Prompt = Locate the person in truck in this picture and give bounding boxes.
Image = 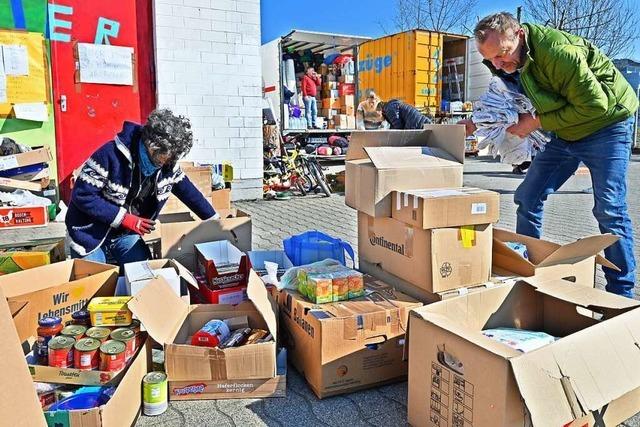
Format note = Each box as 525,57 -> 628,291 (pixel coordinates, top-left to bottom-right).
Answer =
301,66 -> 322,129
66,109 -> 219,265
459,12 -> 638,297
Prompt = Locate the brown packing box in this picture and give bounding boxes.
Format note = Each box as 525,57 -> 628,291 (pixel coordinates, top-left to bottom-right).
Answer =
320,108 -> 339,118
333,114 -> 348,127
128,270 -> 280,398
0,259 -> 119,341
358,212 -> 492,293
391,187 -> 500,229
341,105 -> 355,116
277,275 -> 422,399
161,162 -> 227,214
322,98 -> 341,109
0,280 -> 151,427
406,278 -> 640,427
340,94 -> 355,107
0,147 -> 52,172
345,127 -> 465,218
493,228 -> 619,287
211,188 -> 231,210
322,82 -> 338,91
148,208 -> 252,271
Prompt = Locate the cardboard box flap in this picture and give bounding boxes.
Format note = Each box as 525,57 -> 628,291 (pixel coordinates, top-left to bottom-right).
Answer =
346,129 -> 430,161
527,278 -> 640,311
510,307 -> 640,426
537,234 -> 620,269
0,287 -> 46,426
246,270 -> 278,339
128,277 -> 190,345
492,237 -> 537,268
363,146 -> 460,170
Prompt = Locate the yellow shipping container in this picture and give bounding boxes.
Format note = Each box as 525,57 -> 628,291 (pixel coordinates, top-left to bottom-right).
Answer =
357,30 -> 468,115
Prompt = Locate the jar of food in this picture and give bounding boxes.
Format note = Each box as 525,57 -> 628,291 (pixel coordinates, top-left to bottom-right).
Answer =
70,310 -> 92,327
36,316 -> 63,365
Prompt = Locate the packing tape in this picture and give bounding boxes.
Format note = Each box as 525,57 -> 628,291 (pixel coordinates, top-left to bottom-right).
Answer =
396,193 -> 402,211
459,225 -> 476,248
403,192 -> 409,208
412,194 -> 419,209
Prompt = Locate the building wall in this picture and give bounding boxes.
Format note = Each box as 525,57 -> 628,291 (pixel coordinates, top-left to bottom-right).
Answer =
153,0 -> 263,200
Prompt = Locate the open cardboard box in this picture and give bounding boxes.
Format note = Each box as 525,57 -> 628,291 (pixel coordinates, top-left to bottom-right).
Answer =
0,146 -> 52,172
0,238 -> 65,275
345,126 -> 465,218
0,280 -> 150,427
493,228 -> 619,287
128,270 -> 281,399
406,277 -> 640,427
119,259 -> 195,303
277,274 -> 422,398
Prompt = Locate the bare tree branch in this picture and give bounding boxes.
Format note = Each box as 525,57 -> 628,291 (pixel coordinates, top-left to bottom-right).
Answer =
389,0 -> 478,34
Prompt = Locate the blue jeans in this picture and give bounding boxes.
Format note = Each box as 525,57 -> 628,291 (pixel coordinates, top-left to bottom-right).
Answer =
514,117 -> 636,297
70,233 -> 151,268
303,96 -> 317,128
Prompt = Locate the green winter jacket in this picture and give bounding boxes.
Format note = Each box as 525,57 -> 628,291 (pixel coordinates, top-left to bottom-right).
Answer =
483,23 -> 638,141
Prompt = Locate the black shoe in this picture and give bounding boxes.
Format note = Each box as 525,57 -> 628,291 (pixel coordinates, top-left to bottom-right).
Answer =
512,165 -> 526,175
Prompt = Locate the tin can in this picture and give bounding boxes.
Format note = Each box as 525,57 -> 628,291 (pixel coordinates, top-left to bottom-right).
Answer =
70,310 -> 92,327
74,337 -> 101,370
99,340 -> 127,371
48,336 -> 75,368
61,324 -> 87,340
110,328 -> 137,361
142,372 -> 168,416
128,319 -> 142,348
86,327 -> 111,343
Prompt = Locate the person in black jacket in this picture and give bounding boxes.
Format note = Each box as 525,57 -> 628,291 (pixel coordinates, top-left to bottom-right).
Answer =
378,99 -> 432,129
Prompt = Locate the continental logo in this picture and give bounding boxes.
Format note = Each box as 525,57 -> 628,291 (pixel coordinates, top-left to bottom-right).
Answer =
369,234 -> 406,256
173,383 -> 206,396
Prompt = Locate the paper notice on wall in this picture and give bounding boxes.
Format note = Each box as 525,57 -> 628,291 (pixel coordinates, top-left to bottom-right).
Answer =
2,44 -> 29,76
0,73 -> 6,104
77,43 -> 134,86
13,102 -> 48,122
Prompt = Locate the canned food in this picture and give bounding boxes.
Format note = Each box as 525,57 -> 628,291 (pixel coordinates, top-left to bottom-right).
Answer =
74,338 -> 101,370
100,340 -> 127,371
143,372 -> 168,416
86,327 -> 111,343
48,336 -> 75,368
61,324 -> 87,340
110,328 -> 136,361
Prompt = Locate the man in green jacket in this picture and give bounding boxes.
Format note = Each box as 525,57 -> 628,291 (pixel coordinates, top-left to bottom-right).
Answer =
461,12 -> 638,297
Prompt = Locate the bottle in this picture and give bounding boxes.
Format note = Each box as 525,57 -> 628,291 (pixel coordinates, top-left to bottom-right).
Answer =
36,316 -> 63,365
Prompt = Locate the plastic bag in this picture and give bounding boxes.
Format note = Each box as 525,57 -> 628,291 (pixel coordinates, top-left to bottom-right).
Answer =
283,230 -> 355,267
278,259 -> 341,291
482,328 -> 556,353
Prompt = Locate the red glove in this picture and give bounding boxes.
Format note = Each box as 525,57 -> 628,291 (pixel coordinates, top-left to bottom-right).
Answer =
121,213 -> 155,235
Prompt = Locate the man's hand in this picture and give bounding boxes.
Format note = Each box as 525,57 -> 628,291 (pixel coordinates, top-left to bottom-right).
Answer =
121,213 -> 155,236
507,113 -> 541,138
457,119 -> 477,137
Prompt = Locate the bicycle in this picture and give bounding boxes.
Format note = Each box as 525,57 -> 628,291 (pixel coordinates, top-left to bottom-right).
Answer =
283,135 -> 332,197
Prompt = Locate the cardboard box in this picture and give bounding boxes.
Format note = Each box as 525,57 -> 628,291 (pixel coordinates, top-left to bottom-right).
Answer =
346,115 -> 356,129
358,212 -> 492,293
340,94 -> 355,107
333,114 -> 348,127
392,187 -> 500,229
247,250 -> 293,276
406,278 -> 640,427
0,259 -> 119,341
278,274 -> 422,398
338,82 -> 355,96
0,205 -> 48,228
321,108 -> 339,118
322,82 -> 338,91
0,147 -> 52,172
211,188 -> 231,210
345,127 -> 465,218
0,238 -> 65,275
150,208 -> 252,271
322,98 -> 341,110
162,163 -> 212,214
0,176 -> 43,191
128,270 -> 278,385
195,240 -> 249,289
121,259 -> 194,301
493,228 -> 619,287
341,105 -> 355,116
339,74 -> 354,84
192,280 -> 247,305
322,89 -> 340,98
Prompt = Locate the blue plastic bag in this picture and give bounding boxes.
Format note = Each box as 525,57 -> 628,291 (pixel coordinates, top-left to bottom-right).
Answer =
283,230 -> 355,267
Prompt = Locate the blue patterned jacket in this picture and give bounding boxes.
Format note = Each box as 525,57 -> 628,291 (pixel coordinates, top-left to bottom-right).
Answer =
66,122 -> 216,256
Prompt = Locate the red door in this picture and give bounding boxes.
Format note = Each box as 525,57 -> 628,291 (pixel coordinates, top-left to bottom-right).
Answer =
49,0 -> 143,202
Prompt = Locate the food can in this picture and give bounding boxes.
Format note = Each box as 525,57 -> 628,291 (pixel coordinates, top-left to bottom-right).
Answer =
74,337 -> 101,370
61,324 -> 87,340
86,327 -> 111,343
48,336 -> 75,368
99,340 -> 127,371
110,328 -> 137,360
128,319 -> 142,348
143,372 -> 168,416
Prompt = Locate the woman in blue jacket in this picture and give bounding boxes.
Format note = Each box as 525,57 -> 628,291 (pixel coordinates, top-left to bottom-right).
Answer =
66,109 -> 218,265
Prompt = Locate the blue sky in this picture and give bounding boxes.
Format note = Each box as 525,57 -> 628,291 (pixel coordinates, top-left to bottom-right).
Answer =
260,0 -> 640,60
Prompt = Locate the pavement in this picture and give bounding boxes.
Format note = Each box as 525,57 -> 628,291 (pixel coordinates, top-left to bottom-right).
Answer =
3,155 -> 640,426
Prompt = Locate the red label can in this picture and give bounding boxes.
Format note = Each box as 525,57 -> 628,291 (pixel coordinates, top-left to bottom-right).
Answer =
110,328 -> 136,361
74,338 -> 101,370
48,336 -> 75,368
100,340 -> 127,372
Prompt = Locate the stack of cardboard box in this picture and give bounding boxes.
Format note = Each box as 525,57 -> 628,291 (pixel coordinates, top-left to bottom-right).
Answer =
161,162 -> 231,215
318,65 -> 356,129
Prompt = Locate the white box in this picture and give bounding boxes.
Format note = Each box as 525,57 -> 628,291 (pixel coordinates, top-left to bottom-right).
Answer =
124,262 -> 181,297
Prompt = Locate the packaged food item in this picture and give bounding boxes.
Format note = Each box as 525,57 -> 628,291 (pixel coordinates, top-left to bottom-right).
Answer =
297,269 -> 333,304
505,242 -> 529,260
35,382 -> 58,408
99,340 -> 127,371
36,316 -> 63,365
74,337 -> 101,370
48,336 -> 75,368
257,333 -> 273,343
482,328 -> 556,353
347,272 -> 365,299
219,327 -> 252,348
295,263 -> 365,303
110,328 -> 137,361
88,297 -> 133,327
244,329 -> 268,345
69,310 -> 92,327
143,372 -> 168,416
85,327 -> 111,343
190,319 -> 231,347
331,271 -> 350,302
61,324 -> 87,340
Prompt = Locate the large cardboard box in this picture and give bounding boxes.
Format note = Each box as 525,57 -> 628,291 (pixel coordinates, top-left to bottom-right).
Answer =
0,259 -> 119,341
391,187 -> 500,229
278,275 -> 422,398
322,98 -> 341,109
0,147 -> 52,172
493,228 -> 619,287
0,205 -> 49,228
150,208 -> 252,271
161,163 -> 211,214
358,212 -> 492,293
211,188 -> 231,210
0,238 -> 65,275
340,94 -> 355,107
128,270 -> 281,399
345,127 -> 465,218
406,278 -> 640,427
120,259 -> 195,302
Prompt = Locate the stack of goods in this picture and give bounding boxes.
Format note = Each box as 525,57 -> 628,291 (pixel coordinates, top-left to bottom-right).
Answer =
0,138 -> 56,228
318,55 -> 356,129
190,317 -> 272,348
293,262 -> 365,304
313,134 -> 349,157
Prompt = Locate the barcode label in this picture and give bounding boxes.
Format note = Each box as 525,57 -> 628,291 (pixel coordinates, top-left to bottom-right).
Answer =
471,203 -> 487,214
